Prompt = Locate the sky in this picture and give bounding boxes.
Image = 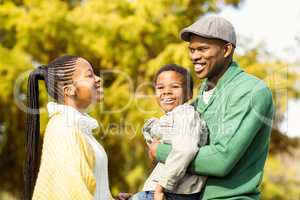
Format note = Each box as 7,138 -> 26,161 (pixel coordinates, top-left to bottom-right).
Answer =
218,0 -> 300,62
216,0 -> 300,137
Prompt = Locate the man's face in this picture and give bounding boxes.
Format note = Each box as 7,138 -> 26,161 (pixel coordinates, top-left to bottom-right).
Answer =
188,35 -> 227,82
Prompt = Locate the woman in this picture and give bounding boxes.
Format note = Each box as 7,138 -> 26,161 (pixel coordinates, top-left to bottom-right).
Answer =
24,55 -> 113,200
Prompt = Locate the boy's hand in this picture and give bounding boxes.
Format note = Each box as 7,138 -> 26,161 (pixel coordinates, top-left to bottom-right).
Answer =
148,139 -> 160,160
154,192 -> 165,200
154,185 -> 166,200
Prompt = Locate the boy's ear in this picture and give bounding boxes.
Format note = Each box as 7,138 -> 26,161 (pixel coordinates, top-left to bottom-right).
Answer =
188,92 -> 193,100
63,85 -> 76,97
185,89 -> 193,102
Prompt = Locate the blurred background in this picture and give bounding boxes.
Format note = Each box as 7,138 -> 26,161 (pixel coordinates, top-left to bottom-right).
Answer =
0,0 -> 299,199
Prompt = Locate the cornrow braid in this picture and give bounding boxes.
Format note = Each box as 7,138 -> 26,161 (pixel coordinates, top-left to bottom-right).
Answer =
24,55 -> 79,200
46,56 -> 78,102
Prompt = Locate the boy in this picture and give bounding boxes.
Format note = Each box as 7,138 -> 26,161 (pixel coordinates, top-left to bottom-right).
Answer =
131,64 -> 208,200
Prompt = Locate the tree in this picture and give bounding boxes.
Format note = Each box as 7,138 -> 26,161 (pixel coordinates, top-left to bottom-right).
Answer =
0,0 -> 299,199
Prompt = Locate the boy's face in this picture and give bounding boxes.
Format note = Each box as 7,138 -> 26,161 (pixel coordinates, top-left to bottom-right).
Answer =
155,71 -> 187,112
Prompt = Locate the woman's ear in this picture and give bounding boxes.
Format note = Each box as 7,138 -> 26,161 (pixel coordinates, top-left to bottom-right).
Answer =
63,85 -> 76,97
223,43 -> 234,58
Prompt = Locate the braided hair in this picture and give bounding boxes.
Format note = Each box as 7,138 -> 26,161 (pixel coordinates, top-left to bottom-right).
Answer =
24,55 -> 79,200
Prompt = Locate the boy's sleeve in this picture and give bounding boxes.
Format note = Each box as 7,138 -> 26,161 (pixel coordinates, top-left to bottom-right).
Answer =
142,118 -> 158,144
157,86 -> 274,177
158,106 -> 204,190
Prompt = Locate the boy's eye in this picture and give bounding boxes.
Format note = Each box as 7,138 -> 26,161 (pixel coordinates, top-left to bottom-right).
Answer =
172,84 -> 181,88
156,86 -> 164,90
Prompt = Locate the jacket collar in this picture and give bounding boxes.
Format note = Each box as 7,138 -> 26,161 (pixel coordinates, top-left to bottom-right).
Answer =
196,61 -> 244,113
47,102 -> 98,135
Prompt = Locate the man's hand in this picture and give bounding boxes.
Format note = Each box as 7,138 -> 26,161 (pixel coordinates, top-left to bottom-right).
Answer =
147,139 -> 160,160
154,184 -> 165,200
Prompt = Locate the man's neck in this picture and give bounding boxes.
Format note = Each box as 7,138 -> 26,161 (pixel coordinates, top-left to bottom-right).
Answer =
207,60 -> 232,90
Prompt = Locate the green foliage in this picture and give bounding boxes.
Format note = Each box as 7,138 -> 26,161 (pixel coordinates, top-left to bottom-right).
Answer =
0,0 -> 299,199
261,150 -> 300,200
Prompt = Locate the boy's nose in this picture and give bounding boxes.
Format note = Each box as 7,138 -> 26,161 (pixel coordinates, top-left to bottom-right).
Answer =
162,87 -> 172,94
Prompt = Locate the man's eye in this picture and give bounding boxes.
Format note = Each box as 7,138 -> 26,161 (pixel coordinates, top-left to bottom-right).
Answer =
189,48 -> 195,53
199,47 -> 209,51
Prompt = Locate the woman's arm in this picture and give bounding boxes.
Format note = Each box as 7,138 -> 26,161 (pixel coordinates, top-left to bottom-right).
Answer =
32,115 -> 96,200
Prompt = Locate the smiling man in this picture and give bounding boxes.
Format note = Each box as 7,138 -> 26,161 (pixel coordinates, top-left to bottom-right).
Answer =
149,16 -> 275,200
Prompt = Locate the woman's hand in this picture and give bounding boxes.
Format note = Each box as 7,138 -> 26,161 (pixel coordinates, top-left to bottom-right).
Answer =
116,192 -> 132,200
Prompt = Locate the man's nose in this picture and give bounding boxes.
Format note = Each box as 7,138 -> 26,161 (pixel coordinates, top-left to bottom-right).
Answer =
190,51 -> 201,62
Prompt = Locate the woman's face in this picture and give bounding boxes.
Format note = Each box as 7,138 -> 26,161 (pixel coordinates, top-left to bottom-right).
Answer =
70,58 -> 103,110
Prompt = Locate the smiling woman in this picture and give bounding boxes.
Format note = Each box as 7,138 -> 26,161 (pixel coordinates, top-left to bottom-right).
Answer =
24,55 -> 112,200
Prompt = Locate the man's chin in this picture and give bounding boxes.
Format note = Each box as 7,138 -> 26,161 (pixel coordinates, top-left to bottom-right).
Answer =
195,72 -> 206,79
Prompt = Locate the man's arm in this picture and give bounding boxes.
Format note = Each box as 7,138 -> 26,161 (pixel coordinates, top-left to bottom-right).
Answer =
154,85 -> 274,177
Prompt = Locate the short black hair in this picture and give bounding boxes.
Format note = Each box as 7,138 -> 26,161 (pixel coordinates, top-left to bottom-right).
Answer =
154,64 -> 194,100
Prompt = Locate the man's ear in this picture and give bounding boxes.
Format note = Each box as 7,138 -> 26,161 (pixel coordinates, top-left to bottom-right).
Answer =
63,85 -> 76,97
223,43 -> 234,58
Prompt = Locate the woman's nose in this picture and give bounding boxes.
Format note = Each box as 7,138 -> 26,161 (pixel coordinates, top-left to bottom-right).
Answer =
95,75 -> 101,84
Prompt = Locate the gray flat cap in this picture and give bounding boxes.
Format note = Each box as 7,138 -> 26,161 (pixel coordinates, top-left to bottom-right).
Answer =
180,16 -> 236,46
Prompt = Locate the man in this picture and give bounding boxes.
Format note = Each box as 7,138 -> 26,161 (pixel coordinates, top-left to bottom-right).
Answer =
149,16 -> 274,200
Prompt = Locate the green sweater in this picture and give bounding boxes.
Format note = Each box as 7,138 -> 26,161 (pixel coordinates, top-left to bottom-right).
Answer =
156,61 -> 274,200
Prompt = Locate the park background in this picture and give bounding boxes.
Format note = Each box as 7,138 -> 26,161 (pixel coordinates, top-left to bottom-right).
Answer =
0,0 -> 299,199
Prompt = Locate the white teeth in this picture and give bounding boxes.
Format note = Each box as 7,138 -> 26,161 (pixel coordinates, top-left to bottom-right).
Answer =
195,64 -> 204,72
161,98 -> 174,103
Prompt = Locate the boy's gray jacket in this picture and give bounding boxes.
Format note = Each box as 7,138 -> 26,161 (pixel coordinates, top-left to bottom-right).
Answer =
143,104 -> 208,194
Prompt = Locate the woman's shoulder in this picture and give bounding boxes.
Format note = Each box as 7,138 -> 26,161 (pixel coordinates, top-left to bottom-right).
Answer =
44,113 -> 95,162
44,113 -> 82,142
46,114 -> 71,134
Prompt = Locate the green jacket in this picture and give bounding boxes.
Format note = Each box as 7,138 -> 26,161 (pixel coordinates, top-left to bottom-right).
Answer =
156,61 -> 274,200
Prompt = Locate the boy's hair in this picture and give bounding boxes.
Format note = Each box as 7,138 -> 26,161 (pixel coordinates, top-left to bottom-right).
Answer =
154,64 -> 194,100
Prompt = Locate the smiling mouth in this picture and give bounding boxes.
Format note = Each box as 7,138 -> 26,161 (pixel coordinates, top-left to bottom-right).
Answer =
194,63 -> 206,73
161,98 -> 176,104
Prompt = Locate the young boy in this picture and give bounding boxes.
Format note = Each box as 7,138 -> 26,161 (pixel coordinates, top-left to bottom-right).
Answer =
130,64 -> 208,200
